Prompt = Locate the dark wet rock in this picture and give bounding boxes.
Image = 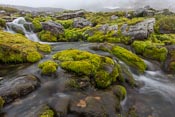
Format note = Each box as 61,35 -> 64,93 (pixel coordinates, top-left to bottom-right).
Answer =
70,92 -> 119,117
0,75 -> 39,104
122,18 -> 155,40
48,94 -> 70,116
164,45 -> 175,73
56,11 -> 85,20
73,17 -> 92,28
41,21 -> 64,35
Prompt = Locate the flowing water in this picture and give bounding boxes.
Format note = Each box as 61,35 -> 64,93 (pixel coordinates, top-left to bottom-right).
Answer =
1,17 -> 175,117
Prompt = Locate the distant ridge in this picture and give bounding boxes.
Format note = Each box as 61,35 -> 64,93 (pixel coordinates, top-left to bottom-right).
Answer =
0,4 -> 65,12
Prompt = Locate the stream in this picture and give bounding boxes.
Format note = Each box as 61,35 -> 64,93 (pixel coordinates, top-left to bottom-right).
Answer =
1,17 -> 175,117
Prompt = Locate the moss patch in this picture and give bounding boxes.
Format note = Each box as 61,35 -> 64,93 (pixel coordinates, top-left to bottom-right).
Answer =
0,97 -> 4,110
132,41 -> 168,62
32,18 -> 42,32
0,31 -> 51,63
112,85 -> 127,101
111,46 -> 146,73
53,49 -> 121,88
38,60 -> 58,74
40,108 -> 54,117
38,30 -> 57,42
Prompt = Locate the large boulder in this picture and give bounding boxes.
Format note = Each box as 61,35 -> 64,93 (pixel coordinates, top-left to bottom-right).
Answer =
70,92 -> 120,117
73,17 -> 92,28
41,21 -> 64,36
122,18 -> 155,40
0,75 -> 39,104
134,6 -> 156,17
56,11 -> 85,20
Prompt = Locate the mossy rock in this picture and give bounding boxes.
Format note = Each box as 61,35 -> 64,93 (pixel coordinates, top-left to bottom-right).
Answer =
0,18 -> 6,28
0,31 -> 51,63
56,19 -> 73,29
112,85 -> 127,101
132,41 -> 168,62
111,46 -> 146,73
53,49 -> 122,88
38,30 -> 57,42
39,107 -> 54,117
32,18 -> 42,32
38,60 -> 58,74
0,97 -> 4,110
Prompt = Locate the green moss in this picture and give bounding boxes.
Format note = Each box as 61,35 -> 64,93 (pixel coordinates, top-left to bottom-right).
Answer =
95,70 -> 111,88
155,15 -> 175,33
0,18 -> 6,28
36,44 -> 51,53
87,31 -> 106,42
38,30 -> 57,42
66,79 -> 80,88
0,97 -> 4,110
61,60 -> 95,75
32,18 -> 42,32
40,108 -> 54,117
113,85 -> 127,101
0,31 -> 50,63
27,51 -> 42,63
111,46 -> 146,73
132,41 -> 168,62
56,19 -> 73,29
53,49 -> 120,88
38,60 -> 58,74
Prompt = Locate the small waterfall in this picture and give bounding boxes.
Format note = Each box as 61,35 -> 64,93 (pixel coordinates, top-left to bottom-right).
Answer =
6,17 -> 40,42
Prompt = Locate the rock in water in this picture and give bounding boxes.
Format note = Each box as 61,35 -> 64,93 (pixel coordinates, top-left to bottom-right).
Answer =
0,75 -> 39,104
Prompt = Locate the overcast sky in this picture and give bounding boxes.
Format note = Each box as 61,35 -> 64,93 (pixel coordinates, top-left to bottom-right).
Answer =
0,0 -> 174,10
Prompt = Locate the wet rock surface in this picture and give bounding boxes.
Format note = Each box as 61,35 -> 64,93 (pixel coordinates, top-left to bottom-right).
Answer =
0,75 -> 39,104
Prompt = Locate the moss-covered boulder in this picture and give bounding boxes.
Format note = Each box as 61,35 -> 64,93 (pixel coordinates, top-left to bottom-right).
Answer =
0,18 -> 6,28
32,18 -> 42,32
38,60 -> 58,74
111,46 -> 146,73
132,41 -> 168,62
53,49 -> 122,88
38,30 -> 57,42
0,31 -> 51,63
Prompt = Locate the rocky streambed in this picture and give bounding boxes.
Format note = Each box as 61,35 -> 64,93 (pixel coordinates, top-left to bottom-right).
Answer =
1,7 -> 175,117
